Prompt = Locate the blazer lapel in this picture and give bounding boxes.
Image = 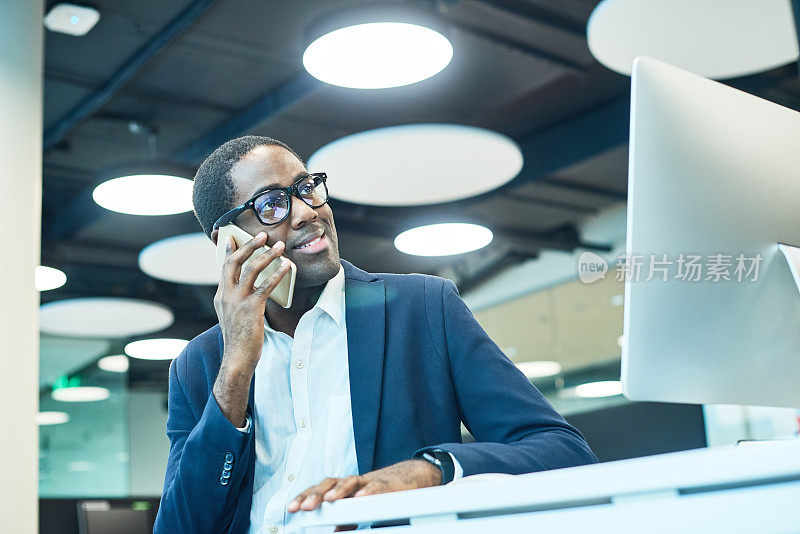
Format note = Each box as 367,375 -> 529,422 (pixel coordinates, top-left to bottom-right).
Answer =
343,262 -> 386,475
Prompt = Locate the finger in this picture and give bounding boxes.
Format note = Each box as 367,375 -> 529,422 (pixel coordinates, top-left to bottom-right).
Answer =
239,240 -> 285,289
222,231 -> 267,284
288,478 -> 339,513
323,476 -> 364,502
299,478 -> 341,512
287,486 -> 316,514
354,480 -> 389,498
254,259 -> 291,299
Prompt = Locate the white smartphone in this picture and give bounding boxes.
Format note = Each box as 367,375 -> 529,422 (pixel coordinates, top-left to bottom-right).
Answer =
215,224 -> 297,308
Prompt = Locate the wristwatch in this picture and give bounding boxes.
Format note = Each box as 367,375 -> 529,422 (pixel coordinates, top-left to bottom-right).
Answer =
416,448 -> 455,485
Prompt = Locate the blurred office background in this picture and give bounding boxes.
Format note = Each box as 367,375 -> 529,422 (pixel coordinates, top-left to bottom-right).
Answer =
23,0 -> 800,530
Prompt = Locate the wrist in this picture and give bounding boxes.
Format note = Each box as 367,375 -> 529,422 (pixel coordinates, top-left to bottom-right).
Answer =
220,352 -> 257,378
213,360 -> 253,428
412,459 -> 443,486
414,449 -> 455,485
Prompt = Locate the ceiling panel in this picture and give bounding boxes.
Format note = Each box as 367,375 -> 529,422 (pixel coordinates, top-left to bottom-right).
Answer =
44,0 -> 194,82
128,41 -> 300,111
465,193 -> 580,232
43,79 -> 93,130
511,180 -> 614,211
552,144 -> 629,194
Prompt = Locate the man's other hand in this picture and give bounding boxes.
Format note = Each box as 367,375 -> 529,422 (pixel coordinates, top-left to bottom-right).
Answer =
287,459 -> 442,514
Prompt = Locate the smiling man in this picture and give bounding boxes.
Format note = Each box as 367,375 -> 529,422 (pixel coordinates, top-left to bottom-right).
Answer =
153,135 -> 597,534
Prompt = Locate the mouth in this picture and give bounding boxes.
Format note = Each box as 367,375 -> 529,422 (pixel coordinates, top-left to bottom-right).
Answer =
293,230 -> 328,254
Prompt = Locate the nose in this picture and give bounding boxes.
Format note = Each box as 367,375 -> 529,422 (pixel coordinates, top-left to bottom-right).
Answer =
290,196 -> 319,229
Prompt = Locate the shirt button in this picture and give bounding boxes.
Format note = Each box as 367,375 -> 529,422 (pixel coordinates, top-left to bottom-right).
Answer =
287,473 -> 295,482
295,360 -> 304,369
269,526 -> 279,534
298,418 -> 307,428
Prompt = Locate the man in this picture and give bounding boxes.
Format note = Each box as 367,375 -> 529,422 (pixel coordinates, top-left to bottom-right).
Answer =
154,135 -> 597,533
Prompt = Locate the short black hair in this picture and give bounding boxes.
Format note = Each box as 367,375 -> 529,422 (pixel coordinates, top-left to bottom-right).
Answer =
192,135 -> 303,237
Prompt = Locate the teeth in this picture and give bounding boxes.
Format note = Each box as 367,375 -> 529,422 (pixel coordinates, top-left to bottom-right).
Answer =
299,236 -> 322,249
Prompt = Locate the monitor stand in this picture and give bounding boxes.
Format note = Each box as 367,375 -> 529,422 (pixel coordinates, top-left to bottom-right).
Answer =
778,243 -> 800,294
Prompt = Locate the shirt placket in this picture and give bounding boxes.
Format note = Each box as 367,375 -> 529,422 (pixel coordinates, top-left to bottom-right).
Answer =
259,334 -> 294,533
275,310 -> 317,530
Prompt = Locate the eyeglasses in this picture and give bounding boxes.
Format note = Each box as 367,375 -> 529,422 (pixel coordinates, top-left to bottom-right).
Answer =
212,172 -> 329,231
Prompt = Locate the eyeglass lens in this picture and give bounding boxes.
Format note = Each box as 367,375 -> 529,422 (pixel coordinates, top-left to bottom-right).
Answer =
253,174 -> 327,224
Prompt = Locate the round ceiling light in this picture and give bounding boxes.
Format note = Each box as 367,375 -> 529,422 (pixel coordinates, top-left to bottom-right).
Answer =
303,22 -> 452,89
394,223 -> 493,257
308,124 -> 523,206
36,411 -> 70,426
39,298 -> 174,338
92,174 -> 193,215
35,265 -> 67,291
139,232 -> 220,285
124,338 -> 189,360
574,380 -> 624,398
517,361 -> 562,379
97,354 -> 129,373
587,0 -> 799,79
52,386 -> 110,402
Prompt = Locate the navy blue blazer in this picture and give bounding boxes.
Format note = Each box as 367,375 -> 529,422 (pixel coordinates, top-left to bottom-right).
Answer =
154,259 -> 596,533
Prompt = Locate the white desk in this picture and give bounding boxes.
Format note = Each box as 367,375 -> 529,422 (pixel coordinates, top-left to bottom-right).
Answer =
300,439 -> 800,533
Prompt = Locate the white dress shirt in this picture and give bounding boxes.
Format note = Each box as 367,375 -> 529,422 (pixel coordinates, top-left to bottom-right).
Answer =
248,267 -> 359,534
243,266 -> 462,533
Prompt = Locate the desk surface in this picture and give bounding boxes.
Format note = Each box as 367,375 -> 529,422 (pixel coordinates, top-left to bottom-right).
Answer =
300,439 -> 800,530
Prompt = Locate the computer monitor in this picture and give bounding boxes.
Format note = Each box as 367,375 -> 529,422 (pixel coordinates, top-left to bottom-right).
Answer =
622,56 -> 800,408
77,500 -> 151,534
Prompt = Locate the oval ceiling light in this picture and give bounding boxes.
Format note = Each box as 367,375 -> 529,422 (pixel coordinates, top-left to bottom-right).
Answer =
35,265 -> 67,291
97,354 -> 129,373
304,22 -> 452,89
52,386 -> 110,402
308,124 -> 523,206
517,361 -> 562,379
92,174 -> 193,215
587,0 -> 799,79
36,411 -> 70,426
395,223 -> 493,257
40,298 -> 174,338
139,232 -> 220,285
574,380 -> 624,398
124,338 -> 188,360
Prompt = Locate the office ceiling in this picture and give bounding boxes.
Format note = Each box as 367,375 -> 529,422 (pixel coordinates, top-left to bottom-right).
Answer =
39,0 -> 800,386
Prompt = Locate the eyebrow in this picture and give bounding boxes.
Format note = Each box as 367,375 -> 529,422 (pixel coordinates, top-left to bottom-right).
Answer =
248,172 -> 310,198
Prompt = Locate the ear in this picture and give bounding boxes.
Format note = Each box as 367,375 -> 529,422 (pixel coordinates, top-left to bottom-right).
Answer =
210,228 -> 219,246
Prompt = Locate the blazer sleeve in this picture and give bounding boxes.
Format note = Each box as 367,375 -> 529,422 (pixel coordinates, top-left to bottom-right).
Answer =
153,346 -> 254,533
415,279 -> 598,476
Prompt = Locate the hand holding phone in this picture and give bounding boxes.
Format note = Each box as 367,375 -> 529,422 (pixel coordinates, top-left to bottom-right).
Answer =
212,227 -> 296,427
215,224 -> 297,308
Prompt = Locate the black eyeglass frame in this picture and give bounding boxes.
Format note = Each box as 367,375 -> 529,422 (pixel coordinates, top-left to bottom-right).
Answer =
212,172 -> 328,231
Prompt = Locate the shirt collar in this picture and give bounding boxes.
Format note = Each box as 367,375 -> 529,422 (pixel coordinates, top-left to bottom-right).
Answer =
263,265 -> 345,334
314,265 -> 345,329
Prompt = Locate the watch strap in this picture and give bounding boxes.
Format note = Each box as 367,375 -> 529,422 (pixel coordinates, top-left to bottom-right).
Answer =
416,448 -> 455,485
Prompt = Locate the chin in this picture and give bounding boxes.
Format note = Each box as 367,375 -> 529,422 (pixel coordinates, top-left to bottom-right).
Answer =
291,252 -> 341,289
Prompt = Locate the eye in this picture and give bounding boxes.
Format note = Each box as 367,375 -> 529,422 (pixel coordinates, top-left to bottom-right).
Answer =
298,181 -> 315,197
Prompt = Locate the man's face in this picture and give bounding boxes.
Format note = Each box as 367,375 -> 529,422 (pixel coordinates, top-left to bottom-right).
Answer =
225,145 -> 340,289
